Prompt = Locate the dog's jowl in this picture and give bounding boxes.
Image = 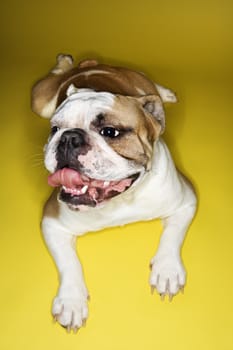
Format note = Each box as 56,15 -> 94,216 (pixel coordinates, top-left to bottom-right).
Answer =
31,54 -> 197,332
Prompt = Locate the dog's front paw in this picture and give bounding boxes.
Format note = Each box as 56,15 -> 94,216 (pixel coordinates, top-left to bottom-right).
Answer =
52,295 -> 89,333
149,253 -> 186,301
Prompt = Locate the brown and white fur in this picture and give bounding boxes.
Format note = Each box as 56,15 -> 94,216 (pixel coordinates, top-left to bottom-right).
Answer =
31,54 -> 196,333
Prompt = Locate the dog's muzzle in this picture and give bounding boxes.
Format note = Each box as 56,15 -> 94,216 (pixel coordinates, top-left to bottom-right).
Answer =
49,128 -> 140,210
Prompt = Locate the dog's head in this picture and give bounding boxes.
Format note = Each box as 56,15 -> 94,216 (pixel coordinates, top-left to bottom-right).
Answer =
32,56 -> 177,210
45,85 -> 165,210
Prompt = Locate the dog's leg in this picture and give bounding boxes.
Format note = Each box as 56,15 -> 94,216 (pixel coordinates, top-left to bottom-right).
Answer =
150,204 -> 196,300
31,54 -> 74,118
42,217 -> 89,332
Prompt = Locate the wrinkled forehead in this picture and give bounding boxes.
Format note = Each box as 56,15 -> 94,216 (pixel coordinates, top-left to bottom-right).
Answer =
51,90 -> 115,128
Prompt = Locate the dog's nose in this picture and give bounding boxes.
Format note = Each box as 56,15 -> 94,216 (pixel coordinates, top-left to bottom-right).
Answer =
56,128 -> 89,170
59,128 -> 86,149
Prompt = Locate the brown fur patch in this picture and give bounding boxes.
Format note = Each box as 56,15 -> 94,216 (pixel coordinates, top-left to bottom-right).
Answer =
91,95 -> 161,169
31,60 -> 160,118
56,64 -> 159,106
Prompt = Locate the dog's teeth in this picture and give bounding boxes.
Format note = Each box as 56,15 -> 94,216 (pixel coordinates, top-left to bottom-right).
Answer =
81,185 -> 88,194
103,181 -> 110,188
73,188 -> 81,195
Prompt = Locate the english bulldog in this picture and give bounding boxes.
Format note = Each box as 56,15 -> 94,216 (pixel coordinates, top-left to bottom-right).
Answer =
31,54 -> 197,333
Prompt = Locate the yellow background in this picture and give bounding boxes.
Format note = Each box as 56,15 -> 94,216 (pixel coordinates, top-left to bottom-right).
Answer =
1,0 -> 233,349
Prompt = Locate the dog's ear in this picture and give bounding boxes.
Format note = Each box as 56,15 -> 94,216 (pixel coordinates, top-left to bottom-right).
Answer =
155,83 -> 177,103
136,95 -> 166,134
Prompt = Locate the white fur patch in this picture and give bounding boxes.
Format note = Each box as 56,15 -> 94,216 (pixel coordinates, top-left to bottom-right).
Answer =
52,89 -> 115,130
77,135 -> 143,181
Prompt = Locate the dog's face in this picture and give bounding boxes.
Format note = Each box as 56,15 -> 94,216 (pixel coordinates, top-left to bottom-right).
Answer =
45,86 -> 164,210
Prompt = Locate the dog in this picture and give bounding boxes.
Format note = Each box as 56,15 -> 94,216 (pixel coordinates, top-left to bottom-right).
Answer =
31,54 -> 197,333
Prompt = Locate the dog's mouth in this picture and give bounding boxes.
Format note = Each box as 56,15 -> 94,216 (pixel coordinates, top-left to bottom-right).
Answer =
48,168 -> 139,210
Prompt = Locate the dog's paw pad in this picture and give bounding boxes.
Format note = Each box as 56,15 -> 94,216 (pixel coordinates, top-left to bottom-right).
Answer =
52,296 -> 88,332
149,254 -> 186,300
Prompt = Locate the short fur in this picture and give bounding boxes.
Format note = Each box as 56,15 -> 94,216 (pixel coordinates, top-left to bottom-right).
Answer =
32,55 -> 196,333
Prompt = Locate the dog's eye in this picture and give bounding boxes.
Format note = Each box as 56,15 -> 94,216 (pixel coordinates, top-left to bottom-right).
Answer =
51,126 -> 59,135
100,127 -> 120,138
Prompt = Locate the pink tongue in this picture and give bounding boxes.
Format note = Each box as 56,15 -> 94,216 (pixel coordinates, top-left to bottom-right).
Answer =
48,168 -> 86,188
48,168 -> 134,200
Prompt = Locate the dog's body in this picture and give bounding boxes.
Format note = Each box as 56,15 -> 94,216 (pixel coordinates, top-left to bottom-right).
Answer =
32,55 -> 196,332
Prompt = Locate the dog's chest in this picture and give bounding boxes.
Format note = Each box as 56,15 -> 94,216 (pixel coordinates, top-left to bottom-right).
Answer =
59,197 -> 157,236
56,140 -> 185,236
58,176 -> 170,235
